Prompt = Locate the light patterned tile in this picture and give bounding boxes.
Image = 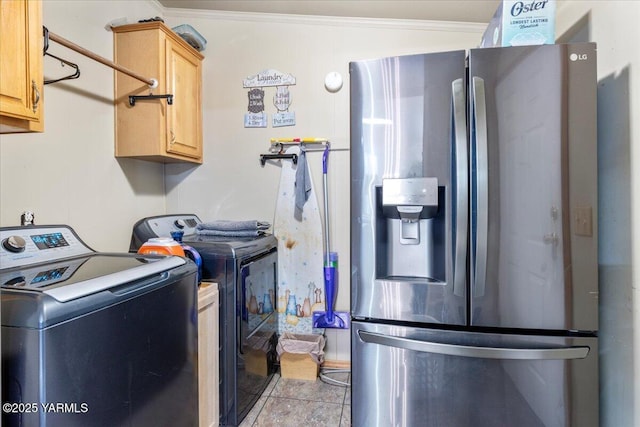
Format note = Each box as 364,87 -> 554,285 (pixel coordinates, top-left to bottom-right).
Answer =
240,395 -> 267,427
253,396 -> 342,427
273,375 -> 346,404
239,368 -> 351,427
343,373 -> 351,404
263,372 -> 281,396
340,405 -> 351,427
344,383 -> 351,405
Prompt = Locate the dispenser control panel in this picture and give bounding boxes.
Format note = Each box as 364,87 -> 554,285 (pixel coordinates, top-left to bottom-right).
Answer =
382,177 -> 438,207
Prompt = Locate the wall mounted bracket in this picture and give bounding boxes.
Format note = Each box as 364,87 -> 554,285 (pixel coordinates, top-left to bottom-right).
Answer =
128,94 -> 173,106
259,153 -> 297,166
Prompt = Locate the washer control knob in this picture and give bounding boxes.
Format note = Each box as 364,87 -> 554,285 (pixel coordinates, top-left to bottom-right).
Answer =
4,276 -> 26,287
2,235 -> 27,253
174,219 -> 186,229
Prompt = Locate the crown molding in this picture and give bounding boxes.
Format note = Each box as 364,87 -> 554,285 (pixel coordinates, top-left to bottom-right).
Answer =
152,1 -> 486,34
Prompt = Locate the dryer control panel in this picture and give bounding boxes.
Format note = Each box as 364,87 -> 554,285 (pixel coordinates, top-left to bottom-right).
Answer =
0,226 -> 93,270
130,214 -> 201,251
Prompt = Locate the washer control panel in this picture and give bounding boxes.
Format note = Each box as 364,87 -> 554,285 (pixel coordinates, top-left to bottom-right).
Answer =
0,226 -> 92,270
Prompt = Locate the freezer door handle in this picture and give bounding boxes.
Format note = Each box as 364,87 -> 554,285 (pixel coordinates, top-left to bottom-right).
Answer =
471,76 -> 488,297
358,330 -> 590,360
451,78 -> 468,297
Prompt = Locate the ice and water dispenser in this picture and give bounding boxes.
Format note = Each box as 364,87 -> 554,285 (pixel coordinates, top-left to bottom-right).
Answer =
376,177 -> 446,282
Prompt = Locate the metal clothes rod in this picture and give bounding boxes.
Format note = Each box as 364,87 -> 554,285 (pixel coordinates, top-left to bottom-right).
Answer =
270,138 -> 328,143
47,29 -> 157,88
269,138 -> 330,153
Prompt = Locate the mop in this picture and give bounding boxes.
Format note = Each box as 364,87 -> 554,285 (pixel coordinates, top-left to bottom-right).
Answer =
312,143 -> 350,329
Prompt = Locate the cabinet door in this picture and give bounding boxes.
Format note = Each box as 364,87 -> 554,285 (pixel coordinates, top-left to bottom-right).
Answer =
166,40 -> 202,160
0,0 -> 43,131
198,283 -> 219,427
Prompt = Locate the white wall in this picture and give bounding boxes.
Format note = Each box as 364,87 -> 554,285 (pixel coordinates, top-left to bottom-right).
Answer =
556,2 -> 640,427
160,8 -> 485,361
0,0 -> 168,252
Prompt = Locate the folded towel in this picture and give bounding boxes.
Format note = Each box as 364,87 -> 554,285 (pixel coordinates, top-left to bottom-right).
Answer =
196,220 -> 270,232
196,229 -> 266,237
295,148 -> 312,213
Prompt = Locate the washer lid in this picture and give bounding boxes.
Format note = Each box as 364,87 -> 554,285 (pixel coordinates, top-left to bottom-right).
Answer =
1,253 -> 185,302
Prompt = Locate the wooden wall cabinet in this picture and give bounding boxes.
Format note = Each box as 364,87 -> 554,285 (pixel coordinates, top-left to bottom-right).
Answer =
0,0 -> 44,133
198,282 -> 220,427
113,22 -> 203,164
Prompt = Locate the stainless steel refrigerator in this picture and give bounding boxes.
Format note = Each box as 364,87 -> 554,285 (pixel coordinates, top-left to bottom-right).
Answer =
350,43 -> 598,427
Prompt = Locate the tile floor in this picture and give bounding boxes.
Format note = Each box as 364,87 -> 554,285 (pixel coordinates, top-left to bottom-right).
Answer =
239,369 -> 351,427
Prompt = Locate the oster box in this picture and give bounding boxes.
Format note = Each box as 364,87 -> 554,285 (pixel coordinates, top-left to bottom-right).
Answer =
480,0 -> 556,47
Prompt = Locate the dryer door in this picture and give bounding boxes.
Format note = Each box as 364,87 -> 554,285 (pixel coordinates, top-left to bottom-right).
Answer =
236,248 -> 278,423
240,249 -> 278,338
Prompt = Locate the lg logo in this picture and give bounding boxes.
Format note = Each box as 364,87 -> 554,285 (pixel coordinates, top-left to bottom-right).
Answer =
570,53 -> 588,61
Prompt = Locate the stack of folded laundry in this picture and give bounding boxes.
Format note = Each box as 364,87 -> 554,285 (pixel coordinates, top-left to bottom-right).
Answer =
195,220 -> 271,237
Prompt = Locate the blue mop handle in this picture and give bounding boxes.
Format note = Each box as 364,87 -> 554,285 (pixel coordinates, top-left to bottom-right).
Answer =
324,266 -> 336,321
322,143 -> 329,173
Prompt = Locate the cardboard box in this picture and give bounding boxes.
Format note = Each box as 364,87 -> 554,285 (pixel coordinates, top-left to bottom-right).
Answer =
277,333 -> 325,381
480,0 -> 556,48
245,349 -> 268,377
244,330 -> 276,377
280,352 -> 319,381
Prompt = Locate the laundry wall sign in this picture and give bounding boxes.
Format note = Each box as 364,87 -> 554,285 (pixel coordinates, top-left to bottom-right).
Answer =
245,88 -> 267,128
272,86 -> 295,127
243,69 -> 296,128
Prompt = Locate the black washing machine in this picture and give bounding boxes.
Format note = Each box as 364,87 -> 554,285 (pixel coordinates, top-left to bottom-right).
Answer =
130,214 -> 278,427
1,225 -> 199,427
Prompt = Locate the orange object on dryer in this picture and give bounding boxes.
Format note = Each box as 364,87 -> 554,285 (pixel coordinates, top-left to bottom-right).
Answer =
138,237 -> 185,256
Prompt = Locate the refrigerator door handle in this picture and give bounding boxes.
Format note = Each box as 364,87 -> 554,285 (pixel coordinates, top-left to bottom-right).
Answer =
472,76 -> 488,297
451,78 -> 468,297
358,330 -> 590,360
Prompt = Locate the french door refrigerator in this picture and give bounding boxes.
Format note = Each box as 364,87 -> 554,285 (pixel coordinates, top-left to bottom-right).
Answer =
350,43 -> 598,427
